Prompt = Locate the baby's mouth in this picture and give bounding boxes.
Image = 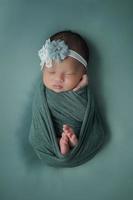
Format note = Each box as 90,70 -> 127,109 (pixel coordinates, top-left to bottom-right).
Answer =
53,84 -> 63,89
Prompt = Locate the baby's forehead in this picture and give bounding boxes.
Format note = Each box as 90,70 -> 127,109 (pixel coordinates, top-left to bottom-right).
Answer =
50,57 -> 82,71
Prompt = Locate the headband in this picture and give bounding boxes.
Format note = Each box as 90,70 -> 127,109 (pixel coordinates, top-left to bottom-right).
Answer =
38,38 -> 87,70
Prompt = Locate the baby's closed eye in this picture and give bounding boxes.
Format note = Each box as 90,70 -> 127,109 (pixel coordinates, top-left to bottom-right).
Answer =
49,71 -> 55,74
65,73 -> 77,75
47,70 -> 76,75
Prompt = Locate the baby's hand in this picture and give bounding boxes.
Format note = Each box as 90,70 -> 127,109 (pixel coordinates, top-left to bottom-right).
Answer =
73,74 -> 88,91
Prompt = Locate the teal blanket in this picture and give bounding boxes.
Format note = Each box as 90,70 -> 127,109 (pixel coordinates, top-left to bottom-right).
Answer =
45,83 -> 88,138
29,78 -> 105,168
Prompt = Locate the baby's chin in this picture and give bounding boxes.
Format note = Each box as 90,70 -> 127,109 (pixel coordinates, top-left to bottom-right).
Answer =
51,88 -> 70,93
47,86 -> 73,93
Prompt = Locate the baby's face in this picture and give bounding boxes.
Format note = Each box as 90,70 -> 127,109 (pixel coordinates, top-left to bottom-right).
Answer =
42,57 -> 86,93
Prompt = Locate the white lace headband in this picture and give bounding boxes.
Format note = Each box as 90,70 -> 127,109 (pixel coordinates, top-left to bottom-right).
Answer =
38,38 -> 87,70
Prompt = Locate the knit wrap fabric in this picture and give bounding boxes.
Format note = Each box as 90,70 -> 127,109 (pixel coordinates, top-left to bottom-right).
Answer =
29,79 -> 105,168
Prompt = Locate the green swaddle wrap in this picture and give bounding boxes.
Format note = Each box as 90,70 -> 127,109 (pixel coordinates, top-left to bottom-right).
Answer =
45,84 -> 88,138
29,78 -> 105,168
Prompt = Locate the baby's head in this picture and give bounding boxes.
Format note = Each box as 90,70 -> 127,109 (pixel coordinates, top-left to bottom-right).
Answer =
39,30 -> 89,92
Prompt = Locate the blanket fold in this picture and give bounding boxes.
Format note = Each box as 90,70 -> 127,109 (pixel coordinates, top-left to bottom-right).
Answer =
29,78 -> 105,167
45,83 -> 88,137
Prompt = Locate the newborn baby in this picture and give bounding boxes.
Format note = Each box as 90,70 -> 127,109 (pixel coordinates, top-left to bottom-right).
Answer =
43,57 -> 88,155
29,30 -> 105,166
39,30 -> 89,155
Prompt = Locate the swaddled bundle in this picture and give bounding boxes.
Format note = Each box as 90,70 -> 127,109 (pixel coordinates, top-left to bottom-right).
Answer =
29,78 -> 105,167
29,32 -> 105,167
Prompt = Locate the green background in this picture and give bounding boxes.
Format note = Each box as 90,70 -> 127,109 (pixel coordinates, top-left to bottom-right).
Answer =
0,0 -> 133,199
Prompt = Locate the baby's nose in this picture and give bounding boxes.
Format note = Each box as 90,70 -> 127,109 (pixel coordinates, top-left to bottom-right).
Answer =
54,74 -> 64,83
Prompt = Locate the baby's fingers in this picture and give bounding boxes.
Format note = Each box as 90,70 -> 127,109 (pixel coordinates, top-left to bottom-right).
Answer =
81,74 -> 88,85
72,85 -> 81,91
73,74 -> 88,91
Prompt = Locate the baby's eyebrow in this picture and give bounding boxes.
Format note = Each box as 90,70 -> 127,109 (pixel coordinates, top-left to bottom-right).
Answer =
47,68 -> 76,73
63,70 -> 77,74
46,68 -> 55,72
65,68 -> 77,73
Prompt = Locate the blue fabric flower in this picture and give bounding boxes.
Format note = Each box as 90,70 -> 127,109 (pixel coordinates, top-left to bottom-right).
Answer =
38,38 -> 69,69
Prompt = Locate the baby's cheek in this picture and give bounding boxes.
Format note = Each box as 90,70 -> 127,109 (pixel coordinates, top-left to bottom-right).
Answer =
65,76 -> 80,88
43,73 -> 50,87
42,74 -> 46,84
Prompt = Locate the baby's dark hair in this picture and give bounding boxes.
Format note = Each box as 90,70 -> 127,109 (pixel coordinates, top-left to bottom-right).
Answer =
50,30 -> 90,64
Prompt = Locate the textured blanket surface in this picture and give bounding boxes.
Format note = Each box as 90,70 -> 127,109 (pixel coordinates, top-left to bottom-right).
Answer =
45,83 -> 88,137
29,78 -> 105,167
